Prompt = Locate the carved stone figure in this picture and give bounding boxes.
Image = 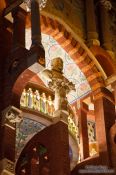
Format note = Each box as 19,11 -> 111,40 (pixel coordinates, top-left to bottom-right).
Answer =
41,57 -> 75,112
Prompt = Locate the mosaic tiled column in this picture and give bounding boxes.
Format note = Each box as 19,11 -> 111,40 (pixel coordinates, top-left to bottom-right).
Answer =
94,87 -> 115,166
0,106 -> 22,175
78,102 -> 89,160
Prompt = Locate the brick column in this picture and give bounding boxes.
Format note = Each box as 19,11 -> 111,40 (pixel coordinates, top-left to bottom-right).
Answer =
0,106 -> 22,175
94,87 -> 116,166
78,102 -> 89,160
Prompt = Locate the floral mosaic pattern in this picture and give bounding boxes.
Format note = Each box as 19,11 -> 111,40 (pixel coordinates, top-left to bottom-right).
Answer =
16,117 -> 46,158
26,29 -> 91,104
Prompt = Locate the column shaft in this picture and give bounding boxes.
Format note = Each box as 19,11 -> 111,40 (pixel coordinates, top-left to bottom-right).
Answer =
12,7 -> 26,47
78,102 -> 89,160
94,88 -> 115,166
85,0 -> 99,46
99,5 -> 113,51
31,0 -> 41,46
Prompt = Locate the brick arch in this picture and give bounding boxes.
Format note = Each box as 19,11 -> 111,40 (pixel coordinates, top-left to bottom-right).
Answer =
40,14 -> 106,92
90,46 -> 116,77
12,14 -> 107,107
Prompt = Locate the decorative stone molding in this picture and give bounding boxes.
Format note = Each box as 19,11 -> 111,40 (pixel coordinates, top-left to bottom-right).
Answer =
2,106 -> 23,127
0,158 -> 14,175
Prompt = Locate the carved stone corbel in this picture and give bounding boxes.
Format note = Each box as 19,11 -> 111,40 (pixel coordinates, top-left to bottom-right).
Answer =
2,106 -> 23,128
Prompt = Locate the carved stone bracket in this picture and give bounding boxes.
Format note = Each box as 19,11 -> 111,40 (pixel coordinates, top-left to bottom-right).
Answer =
2,106 -> 23,127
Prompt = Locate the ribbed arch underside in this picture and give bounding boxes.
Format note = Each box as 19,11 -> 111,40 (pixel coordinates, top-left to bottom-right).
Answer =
40,14 -> 106,93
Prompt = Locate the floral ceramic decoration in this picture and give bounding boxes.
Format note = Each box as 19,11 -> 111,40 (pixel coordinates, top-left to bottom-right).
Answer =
26,29 -> 91,104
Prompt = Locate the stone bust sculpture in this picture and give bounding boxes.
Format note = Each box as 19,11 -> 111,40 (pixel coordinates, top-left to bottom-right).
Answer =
41,57 -> 75,112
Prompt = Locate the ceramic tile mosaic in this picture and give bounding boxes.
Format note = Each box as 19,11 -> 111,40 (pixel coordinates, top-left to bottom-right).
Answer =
16,117 -> 46,158
87,121 -> 96,142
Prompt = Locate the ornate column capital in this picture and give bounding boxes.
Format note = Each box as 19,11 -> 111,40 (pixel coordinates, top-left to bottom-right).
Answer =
41,57 -> 75,112
41,57 -> 75,123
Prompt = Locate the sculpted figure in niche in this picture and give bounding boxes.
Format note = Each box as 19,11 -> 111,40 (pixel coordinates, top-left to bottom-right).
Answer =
41,57 -> 75,112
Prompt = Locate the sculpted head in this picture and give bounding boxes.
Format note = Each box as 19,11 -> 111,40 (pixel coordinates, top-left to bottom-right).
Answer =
51,57 -> 63,72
